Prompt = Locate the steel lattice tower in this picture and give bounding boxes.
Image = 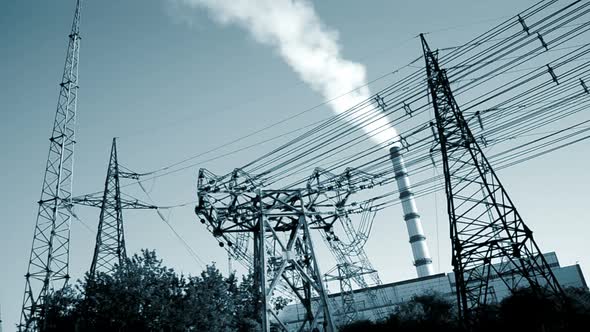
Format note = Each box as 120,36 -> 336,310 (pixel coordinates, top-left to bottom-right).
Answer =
90,138 -> 127,275
307,168 -> 388,323
196,169 -> 336,332
69,139 -> 157,275
420,34 -> 563,323
19,1 -> 82,330
324,263 -> 378,325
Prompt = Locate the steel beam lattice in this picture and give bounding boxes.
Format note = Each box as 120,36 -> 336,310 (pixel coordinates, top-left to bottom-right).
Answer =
421,33 -> 563,323
68,139 -> 157,275
197,169 -> 344,332
90,138 -> 127,275
19,1 -> 83,330
87,138 -> 159,275
307,168 -> 389,323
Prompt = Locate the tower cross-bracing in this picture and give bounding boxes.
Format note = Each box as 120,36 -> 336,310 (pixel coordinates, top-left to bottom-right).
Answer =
196,169 -> 338,331
69,139 -> 158,276
421,33 -> 563,323
19,1 -> 82,330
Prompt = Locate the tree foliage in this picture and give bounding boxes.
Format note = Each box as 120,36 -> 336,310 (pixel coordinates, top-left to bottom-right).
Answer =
39,249 -> 260,332
341,288 -> 590,332
386,291 -> 460,332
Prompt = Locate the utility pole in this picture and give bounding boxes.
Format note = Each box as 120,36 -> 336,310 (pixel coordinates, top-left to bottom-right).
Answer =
19,1 -> 82,330
420,33 -> 562,324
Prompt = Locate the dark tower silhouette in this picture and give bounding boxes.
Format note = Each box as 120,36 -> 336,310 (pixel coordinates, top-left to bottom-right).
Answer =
420,33 -> 563,323
90,138 -> 127,275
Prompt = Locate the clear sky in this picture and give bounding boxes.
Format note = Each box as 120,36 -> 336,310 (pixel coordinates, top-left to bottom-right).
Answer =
1,0 -> 589,330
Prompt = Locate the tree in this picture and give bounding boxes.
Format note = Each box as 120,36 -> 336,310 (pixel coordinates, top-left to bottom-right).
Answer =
39,249 -> 262,332
182,265 -> 239,331
340,291 -> 460,332
39,286 -> 79,332
74,249 -> 185,331
389,291 -> 458,331
563,286 -> 590,328
232,273 -> 260,332
338,319 -> 378,332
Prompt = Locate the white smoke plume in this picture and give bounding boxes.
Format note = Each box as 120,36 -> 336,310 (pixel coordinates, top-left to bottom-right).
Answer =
173,0 -> 399,147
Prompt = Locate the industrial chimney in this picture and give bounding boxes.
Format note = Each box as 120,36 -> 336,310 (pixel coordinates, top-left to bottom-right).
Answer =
389,145 -> 434,277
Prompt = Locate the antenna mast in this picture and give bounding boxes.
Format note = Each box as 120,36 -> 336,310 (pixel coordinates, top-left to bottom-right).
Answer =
19,1 -> 83,330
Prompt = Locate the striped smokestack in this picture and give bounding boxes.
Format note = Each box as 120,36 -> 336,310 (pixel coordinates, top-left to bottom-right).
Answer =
389,145 -> 434,277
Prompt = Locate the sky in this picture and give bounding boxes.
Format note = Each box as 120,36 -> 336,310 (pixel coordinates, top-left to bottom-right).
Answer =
1,0 -> 589,330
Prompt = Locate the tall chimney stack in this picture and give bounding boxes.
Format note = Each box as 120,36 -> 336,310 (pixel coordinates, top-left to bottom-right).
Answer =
389,146 -> 434,277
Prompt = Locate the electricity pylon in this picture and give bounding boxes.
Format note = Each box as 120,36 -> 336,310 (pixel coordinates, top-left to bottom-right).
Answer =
324,263 -> 378,325
196,169 -> 336,332
90,138 -> 127,275
420,34 -> 562,323
308,168 -> 388,324
19,1 -> 83,330
71,138 -> 158,276
196,166 -> 390,330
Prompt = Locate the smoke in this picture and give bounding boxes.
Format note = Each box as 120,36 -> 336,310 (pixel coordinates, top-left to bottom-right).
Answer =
172,0 -> 399,147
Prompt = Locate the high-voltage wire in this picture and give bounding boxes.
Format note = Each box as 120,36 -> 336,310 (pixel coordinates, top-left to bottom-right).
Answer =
137,180 -> 208,268
239,3 -> 587,187
183,3 -> 590,317
183,2 -> 585,322
111,0 -> 590,190
70,1 -> 590,288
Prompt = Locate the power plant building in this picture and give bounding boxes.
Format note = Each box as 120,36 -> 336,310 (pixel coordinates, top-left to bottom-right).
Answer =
279,252 -> 587,329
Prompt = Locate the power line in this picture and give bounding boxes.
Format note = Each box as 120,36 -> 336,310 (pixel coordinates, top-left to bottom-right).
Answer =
137,180 -> 208,268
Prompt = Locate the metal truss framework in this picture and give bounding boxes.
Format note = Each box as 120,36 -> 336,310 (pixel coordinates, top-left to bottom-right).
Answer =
71,138 -> 157,275
307,169 -> 389,323
197,169 -> 353,332
19,1 -> 82,330
324,263 -> 378,325
196,167 -> 392,330
421,34 -> 563,323
325,265 -> 357,324
90,138 -> 127,275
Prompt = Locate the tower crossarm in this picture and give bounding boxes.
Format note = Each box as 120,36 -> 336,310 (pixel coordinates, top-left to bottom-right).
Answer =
70,194 -> 157,210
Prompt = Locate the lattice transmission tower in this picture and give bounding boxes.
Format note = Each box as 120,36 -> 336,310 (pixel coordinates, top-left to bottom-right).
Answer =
196,165 -> 394,330
90,138 -> 127,275
324,263 -> 379,325
71,138 -> 157,276
420,34 -> 563,323
19,1 -> 83,330
196,169 -> 337,332
307,168 -> 389,324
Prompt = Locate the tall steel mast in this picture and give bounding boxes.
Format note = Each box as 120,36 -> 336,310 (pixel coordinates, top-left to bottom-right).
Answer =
75,138 -> 158,276
19,1 -> 83,330
420,33 -> 562,324
90,138 -> 127,276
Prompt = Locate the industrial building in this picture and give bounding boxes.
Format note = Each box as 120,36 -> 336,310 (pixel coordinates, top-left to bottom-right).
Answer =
279,252 -> 587,329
